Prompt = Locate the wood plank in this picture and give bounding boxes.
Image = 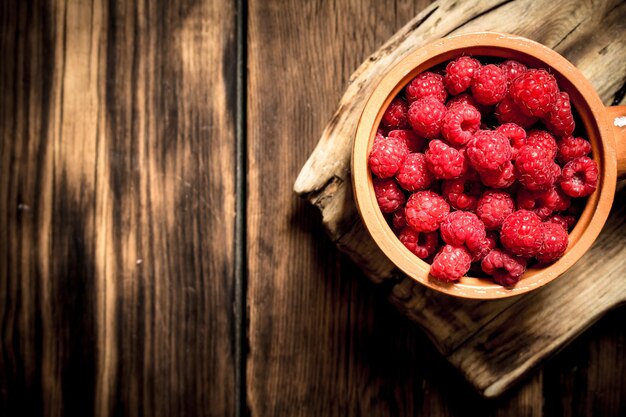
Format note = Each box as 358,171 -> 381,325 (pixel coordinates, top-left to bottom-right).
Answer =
0,1 -> 238,416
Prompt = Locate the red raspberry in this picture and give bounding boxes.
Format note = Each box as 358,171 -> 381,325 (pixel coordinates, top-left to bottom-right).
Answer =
516,187 -> 570,219
388,129 -> 425,153
398,228 -> 439,259
525,129 -> 557,159
368,134 -> 409,178
510,69 -> 559,117
546,214 -> 576,231
441,102 -> 481,146
476,190 -> 515,230
471,64 -> 507,105
392,207 -> 407,230
495,95 -> 538,128
441,171 -> 483,211
440,211 -> 486,253
537,222 -> 569,263
514,146 -> 559,191
496,123 -> 527,159
408,97 -> 447,139
405,190 -> 450,232
466,130 -> 512,172
481,249 -> 527,286
373,178 -> 405,213
479,161 -> 516,189
500,209 -> 544,257
444,56 -> 481,95
559,156 -> 599,197
425,139 -> 468,179
395,153 -> 435,192
557,136 -> 592,164
405,71 -> 447,103
471,231 -> 498,262
499,60 -> 527,86
382,97 -> 409,129
430,245 -> 472,282
447,92 -> 490,116
544,92 -> 575,137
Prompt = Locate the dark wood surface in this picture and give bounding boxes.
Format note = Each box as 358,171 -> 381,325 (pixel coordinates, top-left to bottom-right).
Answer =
1,1 -> 625,416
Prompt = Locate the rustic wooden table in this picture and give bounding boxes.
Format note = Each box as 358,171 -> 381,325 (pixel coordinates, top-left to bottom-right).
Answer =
1,0 -> 625,416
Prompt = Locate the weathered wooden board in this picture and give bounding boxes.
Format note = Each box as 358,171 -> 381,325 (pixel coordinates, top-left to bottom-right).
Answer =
294,0 -> 626,397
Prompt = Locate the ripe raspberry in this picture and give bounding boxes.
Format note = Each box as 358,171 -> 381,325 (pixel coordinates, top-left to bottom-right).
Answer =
476,190 -> 515,230
430,245 -> 472,282
471,64 -> 507,105
495,95 -> 539,128
559,156 -> 599,197
546,214 -> 576,231
496,123 -> 527,159
447,92 -> 490,116
544,92 -> 575,137
466,130 -> 512,172
500,209 -> 544,257
499,60 -> 527,86
516,187 -> 570,219
373,178 -> 406,213
405,71 -> 447,103
408,97 -> 447,139
471,231 -> 498,262
398,227 -> 439,259
510,69 -> 559,117
392,207 -> 407,230
514,146 -> 559,191
440,211 -> 486,253
481,249 -> 527,286
537,222 -> 569,263
444,56 -> 481,95
479,161 -> 516,189
368,134 -> 409,178
525,129 -> 557,159
381,97 -> 409,129
441,102 -> 481,146
395,153 -> 435,191
441,171 -> 483,211
405,190 -> 450,232
388,129 -> 425,153
425,139 -> 468,179
557,136 -> 592,164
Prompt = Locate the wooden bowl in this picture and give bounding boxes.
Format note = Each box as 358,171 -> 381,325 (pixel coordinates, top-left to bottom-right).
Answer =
352,32 -> 626,299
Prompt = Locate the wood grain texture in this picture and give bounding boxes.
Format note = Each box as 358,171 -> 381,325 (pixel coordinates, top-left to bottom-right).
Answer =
0,1 -> 237,416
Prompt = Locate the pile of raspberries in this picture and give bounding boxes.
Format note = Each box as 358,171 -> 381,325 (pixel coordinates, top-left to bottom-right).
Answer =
369,56 -> 598,286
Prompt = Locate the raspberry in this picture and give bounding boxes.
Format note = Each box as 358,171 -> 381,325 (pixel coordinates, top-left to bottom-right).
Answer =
479,161 -> 516,189
525,129 -> 557,159
466,130 -> 512,172
516,187 -> 570,219
514,146 -> 559,191
395,153 -> 435,191
408,97 -> 447,139
398,228 -> 439,259
441,171 -> 483,211
440,211 -> 486,253
537,222 -> 569,263
405,190 -> 450,232
441,102 -> 481,146
471,231 -> 498,262
544,92 -> 575,137
495,95 -> 538,128
496,123 -> 526,159
405,71 -> 447,103
392,207 -> 407,230
447,92 -> 490,116
425,139 -> 468,179
557,136 -> 592,164
368,134 -> 409,178
546,214 -> 576,231
559,156 -> 599,197
389,129 -> 425,153
499,60 -> 527,86
500,209 -> 544,257
476,190 -> 515,230
373,178 -> 406,213
510,69 -> 559,117
382,97 -> 409,129
430,245 -> 472,282
481,249 -> 527,286
471,64 -> 507,105
444,56 -> 481,95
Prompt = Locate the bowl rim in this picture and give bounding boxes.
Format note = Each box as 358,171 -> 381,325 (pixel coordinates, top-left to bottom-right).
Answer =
352,32 -> 617,299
